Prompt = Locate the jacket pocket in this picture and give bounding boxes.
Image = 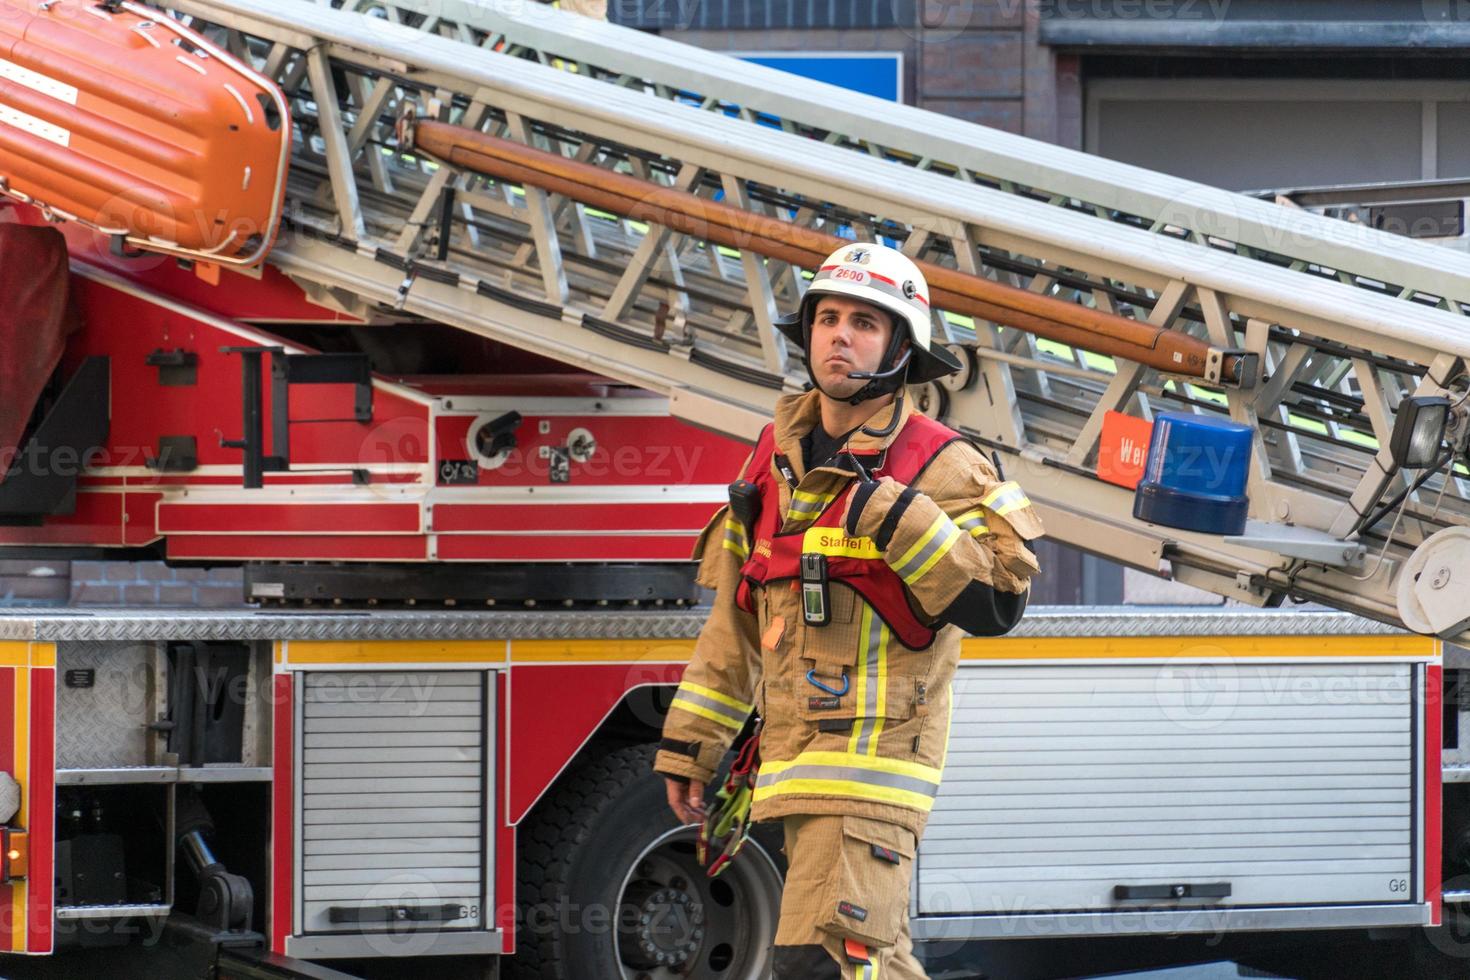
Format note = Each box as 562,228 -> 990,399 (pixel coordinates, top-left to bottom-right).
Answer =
798,584 -> 860,672
797,675 -> 915,726
815,816 -> 917,950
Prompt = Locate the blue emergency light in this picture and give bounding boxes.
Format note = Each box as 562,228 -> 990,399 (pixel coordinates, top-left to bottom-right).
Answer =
1132,412 -> 1252,535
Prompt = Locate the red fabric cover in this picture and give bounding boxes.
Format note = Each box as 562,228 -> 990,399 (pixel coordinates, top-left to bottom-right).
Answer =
0,225 -> 75,468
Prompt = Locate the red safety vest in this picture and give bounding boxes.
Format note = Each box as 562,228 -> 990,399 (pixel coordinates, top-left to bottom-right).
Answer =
735,413 -> 962,650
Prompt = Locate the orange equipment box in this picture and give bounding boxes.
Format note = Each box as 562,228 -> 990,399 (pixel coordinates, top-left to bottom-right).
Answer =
0,0 -> 290,267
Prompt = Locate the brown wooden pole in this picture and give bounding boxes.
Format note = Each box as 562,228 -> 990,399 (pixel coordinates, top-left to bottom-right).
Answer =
411,120 -> 1237,382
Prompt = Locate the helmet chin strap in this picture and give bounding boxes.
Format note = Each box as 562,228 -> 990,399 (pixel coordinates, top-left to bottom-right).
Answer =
804,311 -> 912,405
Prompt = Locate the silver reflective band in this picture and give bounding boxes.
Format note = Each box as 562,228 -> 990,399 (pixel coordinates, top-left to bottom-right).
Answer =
980,481 -> 1030,516
956,514 -> 989,537
787,492 -> 831,518
893,519 -> 960,583
755,764 -> 939,799
672,687 -> 750,726
851,607 -> 885,755
723,522 -> 749,557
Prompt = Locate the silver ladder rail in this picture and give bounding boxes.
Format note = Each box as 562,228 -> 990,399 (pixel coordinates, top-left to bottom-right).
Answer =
316,0 -> 1470,311
149,0 -> 1470,638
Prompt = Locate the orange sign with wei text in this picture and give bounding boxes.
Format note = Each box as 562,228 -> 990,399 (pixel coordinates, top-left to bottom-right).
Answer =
1097,411 -> 1155,490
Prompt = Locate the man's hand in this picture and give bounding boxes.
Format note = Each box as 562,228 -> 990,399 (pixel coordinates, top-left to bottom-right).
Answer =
665,776 -> 706,825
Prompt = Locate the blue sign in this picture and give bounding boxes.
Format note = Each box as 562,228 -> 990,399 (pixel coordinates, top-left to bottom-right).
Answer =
738,54 -> 902,102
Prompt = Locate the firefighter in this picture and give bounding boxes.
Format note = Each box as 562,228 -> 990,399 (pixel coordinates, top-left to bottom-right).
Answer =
654,242 -> 1042,979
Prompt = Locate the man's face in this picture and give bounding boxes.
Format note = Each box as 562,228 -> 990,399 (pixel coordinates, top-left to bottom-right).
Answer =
808,295 -> 902,400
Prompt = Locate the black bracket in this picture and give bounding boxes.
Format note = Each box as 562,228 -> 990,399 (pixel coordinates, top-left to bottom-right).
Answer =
1113,882 -> 1232,901
220,347 -> 373,489
474,410 -> 521,460
219,347 -> 286,490
146,348 -> 198,387
278,352 -> 373,424
0,357 -> 110,524
145,435 -> 199,473
108,234 -> 147,260
435,185 -> 456,262
327,904 -> 467,925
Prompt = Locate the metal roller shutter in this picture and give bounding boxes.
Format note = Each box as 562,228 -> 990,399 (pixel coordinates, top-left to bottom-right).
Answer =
919,663 -> 1416,915
299,671 -> 488,934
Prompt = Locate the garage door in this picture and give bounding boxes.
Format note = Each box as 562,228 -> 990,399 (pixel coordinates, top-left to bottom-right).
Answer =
298,670 -> 489,935
1087,79 -> 1470,190
919,661 -> 1417,915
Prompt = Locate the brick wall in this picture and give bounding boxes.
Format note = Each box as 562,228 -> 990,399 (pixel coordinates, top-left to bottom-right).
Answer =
645,0 -> 1082,147
0,560 -> 71,606
68,561 -> 245,607
915,0 -> 1027,132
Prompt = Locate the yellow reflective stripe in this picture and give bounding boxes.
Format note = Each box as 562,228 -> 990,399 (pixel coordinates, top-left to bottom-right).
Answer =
679,680 -> 753,714
751,777 -> 935,811
722,518 -> 749,559
759,750 -> 943,783
870,622 -> 888,755
980,481 -> 1031,517
848,604 -> 889,757
894,513 -> 948,569
670,698 -> 746,731
953,507 -> 990,538
786,489 -> 834,520
901,522 -> 960,585
801,527 -> 881,559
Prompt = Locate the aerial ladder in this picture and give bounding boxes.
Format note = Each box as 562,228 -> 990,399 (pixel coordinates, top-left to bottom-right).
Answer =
37,0 -> 1458,641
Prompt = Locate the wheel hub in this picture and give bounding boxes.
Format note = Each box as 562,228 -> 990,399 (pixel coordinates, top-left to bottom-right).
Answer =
619,880 -> 705,970
614,824 -> 783,979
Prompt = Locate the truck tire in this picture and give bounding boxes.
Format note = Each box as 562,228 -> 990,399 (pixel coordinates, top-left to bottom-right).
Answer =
508,743 -> 785,980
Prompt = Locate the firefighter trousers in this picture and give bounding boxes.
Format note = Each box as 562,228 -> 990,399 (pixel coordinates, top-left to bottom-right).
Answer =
772,814 -> 927,980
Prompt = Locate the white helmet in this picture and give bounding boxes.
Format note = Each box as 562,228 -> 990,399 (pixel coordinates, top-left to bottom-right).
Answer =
778,243 -> 962,401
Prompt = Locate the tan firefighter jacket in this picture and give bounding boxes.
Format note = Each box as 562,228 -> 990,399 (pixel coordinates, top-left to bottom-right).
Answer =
653,389 -> 1043,836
